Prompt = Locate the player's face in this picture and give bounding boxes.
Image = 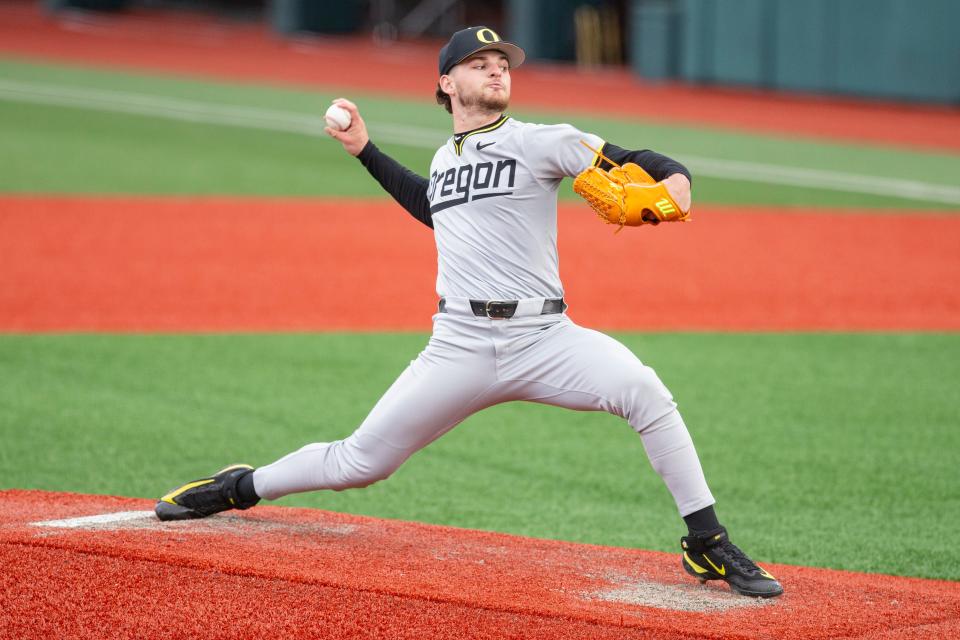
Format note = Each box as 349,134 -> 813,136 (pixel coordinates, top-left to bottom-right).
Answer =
449,51 -> 511,113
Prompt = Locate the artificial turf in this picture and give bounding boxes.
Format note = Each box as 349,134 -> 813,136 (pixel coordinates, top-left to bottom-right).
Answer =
1,332 -> 957,580
2,58 -> 959,209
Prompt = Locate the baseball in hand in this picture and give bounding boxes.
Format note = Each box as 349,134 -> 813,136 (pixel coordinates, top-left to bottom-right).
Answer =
324,104 -> 351,131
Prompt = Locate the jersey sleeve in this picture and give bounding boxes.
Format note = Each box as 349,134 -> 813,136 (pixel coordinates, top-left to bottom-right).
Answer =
357,141 -> 433,229
521,123 -> 605,184
598,142 -> 692,183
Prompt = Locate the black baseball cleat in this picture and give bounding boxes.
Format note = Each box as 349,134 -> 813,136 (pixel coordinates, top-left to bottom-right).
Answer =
155,464 -> 259,521
681,526 -> 784,598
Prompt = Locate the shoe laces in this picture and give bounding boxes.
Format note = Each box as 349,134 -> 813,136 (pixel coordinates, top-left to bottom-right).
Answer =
716,539 -> 760,573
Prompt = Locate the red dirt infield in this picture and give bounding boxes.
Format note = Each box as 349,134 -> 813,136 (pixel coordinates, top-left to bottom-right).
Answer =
1,196 -> 958,332
2,490 -> 958,640
2,2 -> 959,152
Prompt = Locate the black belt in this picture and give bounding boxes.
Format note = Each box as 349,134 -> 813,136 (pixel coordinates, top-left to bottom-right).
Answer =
437,297 -> 566,319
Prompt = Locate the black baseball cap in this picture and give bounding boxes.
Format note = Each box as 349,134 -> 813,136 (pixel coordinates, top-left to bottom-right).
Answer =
438,26 -> 526,76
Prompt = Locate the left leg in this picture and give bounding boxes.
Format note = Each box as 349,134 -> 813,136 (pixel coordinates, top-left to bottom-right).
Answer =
499,316 -> 713,517
500,316 -> 783,597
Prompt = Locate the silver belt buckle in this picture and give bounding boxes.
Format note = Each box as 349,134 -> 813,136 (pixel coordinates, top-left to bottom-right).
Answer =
485,299 -> 507,319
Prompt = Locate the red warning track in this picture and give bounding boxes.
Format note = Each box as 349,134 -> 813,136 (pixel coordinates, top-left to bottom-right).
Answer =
1,490 -> 957,640
1,196 -> 958,332
1,3 -> 959,151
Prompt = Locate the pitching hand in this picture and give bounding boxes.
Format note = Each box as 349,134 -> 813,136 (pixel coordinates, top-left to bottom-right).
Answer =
325,97 -> 369,157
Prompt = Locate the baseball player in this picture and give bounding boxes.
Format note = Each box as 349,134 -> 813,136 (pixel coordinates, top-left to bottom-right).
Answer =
155,26 -> 783,599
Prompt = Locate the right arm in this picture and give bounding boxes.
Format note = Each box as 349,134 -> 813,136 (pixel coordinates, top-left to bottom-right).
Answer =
325,98 -> 433,229
356,142 -> 432,229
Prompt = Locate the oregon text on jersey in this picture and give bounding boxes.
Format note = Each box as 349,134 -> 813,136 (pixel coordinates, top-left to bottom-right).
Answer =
427,159 -> 516,213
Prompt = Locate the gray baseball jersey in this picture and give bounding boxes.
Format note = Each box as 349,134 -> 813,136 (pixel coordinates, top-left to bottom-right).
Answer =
426,116 -> 603,299
253,115 -> 714,521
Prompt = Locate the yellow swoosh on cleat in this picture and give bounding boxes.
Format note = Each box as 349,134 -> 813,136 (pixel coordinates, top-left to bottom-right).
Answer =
160,478 -> 215,504
684,552 -> 710,575
702,554 -> 726,576
759,567 -> 776,580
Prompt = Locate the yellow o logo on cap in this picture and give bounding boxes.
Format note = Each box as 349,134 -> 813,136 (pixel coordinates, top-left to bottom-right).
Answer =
476,28 -> 500,44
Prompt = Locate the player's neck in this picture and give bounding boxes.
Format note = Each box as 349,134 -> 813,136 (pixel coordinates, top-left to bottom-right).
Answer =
452,108 -> 505,134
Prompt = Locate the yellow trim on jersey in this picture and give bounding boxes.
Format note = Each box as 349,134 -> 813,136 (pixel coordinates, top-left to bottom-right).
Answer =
580,139 -> 615,169
454,115 -> 509,155
592,142 -> 606,167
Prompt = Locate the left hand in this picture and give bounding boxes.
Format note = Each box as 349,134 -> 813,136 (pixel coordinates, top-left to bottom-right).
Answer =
661,173 -> 691,213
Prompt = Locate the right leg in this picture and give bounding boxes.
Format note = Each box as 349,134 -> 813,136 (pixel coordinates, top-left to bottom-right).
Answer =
155,314 -> 504,518
253,313 -> 502,499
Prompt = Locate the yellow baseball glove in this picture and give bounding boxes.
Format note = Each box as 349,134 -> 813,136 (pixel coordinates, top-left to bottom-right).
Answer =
573,142 -> 690,230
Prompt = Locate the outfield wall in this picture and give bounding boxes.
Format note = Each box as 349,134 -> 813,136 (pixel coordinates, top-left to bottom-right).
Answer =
43,0 -> 960,104
515,0 -> 960,104
673,0 -> 960,103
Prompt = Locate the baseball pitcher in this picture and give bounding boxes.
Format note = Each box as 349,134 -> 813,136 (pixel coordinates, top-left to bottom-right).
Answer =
155,26 -> 783,599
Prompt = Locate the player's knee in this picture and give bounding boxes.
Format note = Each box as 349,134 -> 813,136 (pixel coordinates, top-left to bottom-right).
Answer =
621,365 -> 671,401
349,458 -> 400,488
332,439 -> 406,489
618,367 -> 676,427
328,461 -> 396,490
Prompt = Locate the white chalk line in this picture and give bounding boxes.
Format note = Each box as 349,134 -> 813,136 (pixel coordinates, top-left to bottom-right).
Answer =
2,78 -> 958,205
28,509 -> 359,536
681,155 -> 960,205
32,510 -> 155,528
0,79 -> 441,149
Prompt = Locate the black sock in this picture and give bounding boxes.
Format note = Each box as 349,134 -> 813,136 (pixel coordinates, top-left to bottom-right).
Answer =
683,505 -> 721,535
236,469 -> 260,504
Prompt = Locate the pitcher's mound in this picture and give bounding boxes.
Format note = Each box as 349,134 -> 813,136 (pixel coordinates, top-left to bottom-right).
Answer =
1,490 -> 957,639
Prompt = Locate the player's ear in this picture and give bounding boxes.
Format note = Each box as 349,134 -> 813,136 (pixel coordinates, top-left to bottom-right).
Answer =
439,74 -> 455,96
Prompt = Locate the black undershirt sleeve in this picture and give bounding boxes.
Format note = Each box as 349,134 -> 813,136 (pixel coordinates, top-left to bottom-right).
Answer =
598,142 -> 692,184
356,140 -> 433,229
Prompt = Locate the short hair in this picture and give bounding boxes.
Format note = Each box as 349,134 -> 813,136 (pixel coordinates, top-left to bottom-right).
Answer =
435,83 -> 452,114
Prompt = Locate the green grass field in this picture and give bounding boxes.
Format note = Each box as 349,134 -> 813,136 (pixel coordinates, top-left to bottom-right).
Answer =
1,333 -> 957,579
2,59 -> 960,208
2,57 -> 958,582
